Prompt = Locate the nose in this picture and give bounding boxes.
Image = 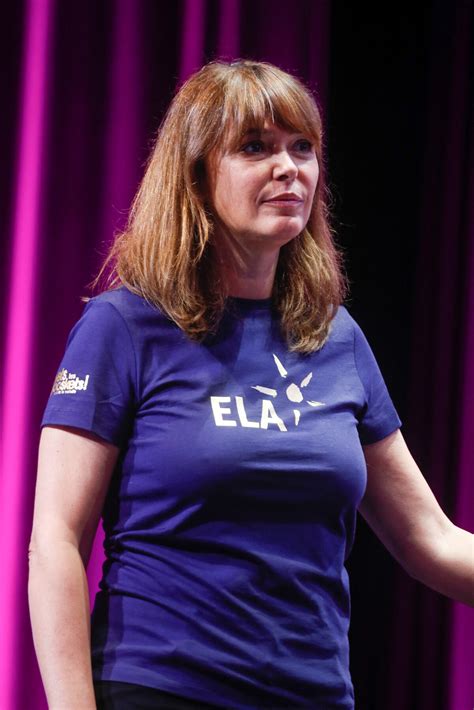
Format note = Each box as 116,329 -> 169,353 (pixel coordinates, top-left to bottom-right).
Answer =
272,150 -> 298,181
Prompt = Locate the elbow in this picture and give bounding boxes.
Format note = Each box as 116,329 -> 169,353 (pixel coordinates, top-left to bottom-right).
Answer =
27,532 -> 51,566
27,534 -> 83,570
27,537 -> 40,568
392,531 -> 445,584
394,527 -> 474,606
374,521 -> 443,586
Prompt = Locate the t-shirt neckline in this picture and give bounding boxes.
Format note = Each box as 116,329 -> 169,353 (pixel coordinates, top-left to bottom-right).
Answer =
227,296 -> 273,312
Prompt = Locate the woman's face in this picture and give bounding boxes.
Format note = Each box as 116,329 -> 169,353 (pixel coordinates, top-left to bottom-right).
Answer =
206,122 -> 319,253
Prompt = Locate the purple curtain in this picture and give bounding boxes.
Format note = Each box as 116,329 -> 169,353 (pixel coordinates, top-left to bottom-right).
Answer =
0,2 -> 330,709
0,2 -> 471,709
385,4 -> 474,708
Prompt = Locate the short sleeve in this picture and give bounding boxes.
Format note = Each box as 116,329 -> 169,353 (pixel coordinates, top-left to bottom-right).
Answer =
41,299 -> 137,445
352,320 -> 402,445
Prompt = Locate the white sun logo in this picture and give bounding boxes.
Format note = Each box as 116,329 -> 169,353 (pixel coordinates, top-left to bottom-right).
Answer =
252,354 -> 325,427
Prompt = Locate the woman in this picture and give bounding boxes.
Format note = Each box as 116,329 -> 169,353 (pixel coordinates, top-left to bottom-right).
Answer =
28,60 -> 473,710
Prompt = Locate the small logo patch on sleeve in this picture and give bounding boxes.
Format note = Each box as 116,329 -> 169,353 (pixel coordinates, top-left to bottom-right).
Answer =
51,368 -> 90,395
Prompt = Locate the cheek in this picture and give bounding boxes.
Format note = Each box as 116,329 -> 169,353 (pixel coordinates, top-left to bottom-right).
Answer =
308,163 -> 320,195
304,168 -> 319,215
213,185 -> 236,225
212,168 -> 237,214
213,170 -> 255,226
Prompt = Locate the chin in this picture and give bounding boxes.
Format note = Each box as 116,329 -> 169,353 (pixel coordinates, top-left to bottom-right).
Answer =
269,216 -> 305,237
271,223 -> 304,243
261,231 -> 301,250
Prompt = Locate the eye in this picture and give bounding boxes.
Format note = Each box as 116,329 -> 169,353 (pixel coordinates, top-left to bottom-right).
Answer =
240,140 -> 266,155
294,138 -> 313,153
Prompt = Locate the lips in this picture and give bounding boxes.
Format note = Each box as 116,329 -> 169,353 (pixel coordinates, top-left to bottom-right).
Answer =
262,193 -> 304,207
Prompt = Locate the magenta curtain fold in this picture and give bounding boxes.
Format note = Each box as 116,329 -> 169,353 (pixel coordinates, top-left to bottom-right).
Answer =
217,0 -> 240,59
180,0 -> 206,80
448,120 -> 474,710
0,1 -> 54,707
0,2 -> 331,709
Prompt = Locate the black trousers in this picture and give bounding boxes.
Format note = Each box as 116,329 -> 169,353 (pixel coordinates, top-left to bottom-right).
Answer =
94,680 -> 224,710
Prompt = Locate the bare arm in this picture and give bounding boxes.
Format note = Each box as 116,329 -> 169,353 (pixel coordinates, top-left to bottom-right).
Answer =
28,426 -> 119,710
360,429 -> 474,606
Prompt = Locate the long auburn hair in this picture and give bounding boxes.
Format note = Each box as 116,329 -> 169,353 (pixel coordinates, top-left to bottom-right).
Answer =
96,60 -> 346,352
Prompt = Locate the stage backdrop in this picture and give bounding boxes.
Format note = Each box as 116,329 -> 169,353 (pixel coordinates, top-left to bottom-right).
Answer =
0,2 -> 472,709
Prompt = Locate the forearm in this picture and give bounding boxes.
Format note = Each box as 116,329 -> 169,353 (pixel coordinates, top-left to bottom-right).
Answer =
407,524 -> 474,607
28,540 -> 96,709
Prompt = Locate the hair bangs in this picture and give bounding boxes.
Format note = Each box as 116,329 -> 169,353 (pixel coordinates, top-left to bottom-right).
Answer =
218,64 -> 322,154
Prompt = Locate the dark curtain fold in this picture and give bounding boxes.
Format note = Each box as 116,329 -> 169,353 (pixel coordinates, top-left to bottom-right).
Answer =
0,2 -> 471,709
386,3 -> 474,708
327,4 -> 473,709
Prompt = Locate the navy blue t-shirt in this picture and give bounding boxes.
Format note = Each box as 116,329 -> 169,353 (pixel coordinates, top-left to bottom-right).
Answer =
42,287 -> 401,709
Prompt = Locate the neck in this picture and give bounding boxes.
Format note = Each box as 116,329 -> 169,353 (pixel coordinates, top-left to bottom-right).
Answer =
214,229 -> 280,299
225,258 -> 278,299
